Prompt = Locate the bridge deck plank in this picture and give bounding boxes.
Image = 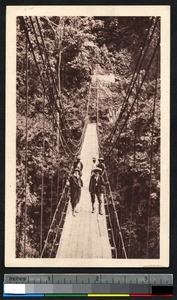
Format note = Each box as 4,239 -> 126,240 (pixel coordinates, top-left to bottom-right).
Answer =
56,123 -> 112,259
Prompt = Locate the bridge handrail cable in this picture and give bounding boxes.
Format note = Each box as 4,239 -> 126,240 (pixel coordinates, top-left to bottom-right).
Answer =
40,119 -> 88,257
105,17 -> 159,148
96,84 -> 128,258
106,38 -> 160,156
97,124 -> 128,258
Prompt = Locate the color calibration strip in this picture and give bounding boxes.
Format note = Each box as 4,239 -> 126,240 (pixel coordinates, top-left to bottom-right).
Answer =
3,294 -> 173,298
3,283 -> 173,294
4,274 -> 173,297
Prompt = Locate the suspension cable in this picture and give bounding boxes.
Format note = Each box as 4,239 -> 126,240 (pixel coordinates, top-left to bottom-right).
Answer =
36,16 -> 70,133
105,169 -> 128,258
106,39 -> 160,156
50,135 -> 54,224
21,16 -> 73,157
96,97 -> 128,258
35,17 -> 62,109
22,17 -> 74,253
86,83 -> 91,117
29,17 -> 59,105
24,37 -> 28,258
96,81 -> 99,124
105,18 -> 159,147
29,16 -> 88,148
128,82 -> 140,257
35,16 -> 76,136
36,15 -> 86,141
119,123 -> 128,257
29,16 -> 68,137
116,18 -> 158,121
20,17 -> 58,129
71,84 -> 91,148
146,49 -> 159,258
40,94 -> 46,254
98,127 -> 128,258
20,16 -> 90,258
40,126 -> 86,257
40,172 -> 71,257
106,17 -> 157,146
60,119 -> 88,156
29,16 -> 62,139
49,188 -> 70,257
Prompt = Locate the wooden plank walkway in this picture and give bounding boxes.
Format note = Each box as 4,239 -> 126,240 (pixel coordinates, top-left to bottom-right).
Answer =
56,123 -> 112,258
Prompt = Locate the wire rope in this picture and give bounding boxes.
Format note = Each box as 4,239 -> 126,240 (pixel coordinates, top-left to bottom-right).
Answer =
35,17 -> 62,109
106,39 -> 160,156
128,89 -> 139,257
96,94 -> 127,258
146,49 -> 159,258
36,17 -> 70,135
105,18 -> 159,147
21,17 -> 59,129
24,37 -> 28,258
40,94 -> 46,254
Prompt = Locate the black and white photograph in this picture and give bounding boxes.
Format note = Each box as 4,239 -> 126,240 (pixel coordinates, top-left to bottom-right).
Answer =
5,6 -> 170,267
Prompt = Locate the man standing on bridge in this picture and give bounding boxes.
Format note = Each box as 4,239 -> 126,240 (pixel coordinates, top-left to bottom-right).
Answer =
73,156 -> 83,173
67,168 -> 83,217
91,157 -> 97,175
97,157 -> 105,176
89,167 -> 106,215
96,157 -> 106,202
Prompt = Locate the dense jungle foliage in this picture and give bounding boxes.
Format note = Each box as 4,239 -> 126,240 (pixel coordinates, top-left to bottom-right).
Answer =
17,16 -> 160,258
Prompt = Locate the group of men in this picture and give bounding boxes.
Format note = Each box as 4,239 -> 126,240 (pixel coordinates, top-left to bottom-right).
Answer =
67,156 -> 106,217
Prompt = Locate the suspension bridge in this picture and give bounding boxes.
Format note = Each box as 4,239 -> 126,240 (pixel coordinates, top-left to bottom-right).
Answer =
18,16 -> 160,260
56,123 -> 112,258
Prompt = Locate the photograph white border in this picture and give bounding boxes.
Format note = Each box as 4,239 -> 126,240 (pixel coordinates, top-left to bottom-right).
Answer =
5,5 -> 170,267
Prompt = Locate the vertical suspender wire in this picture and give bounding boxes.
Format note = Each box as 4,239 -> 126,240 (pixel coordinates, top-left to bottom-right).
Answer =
86,83 -> 91,118
106,39 -> 160,157
50,131 -> 54,224
96,85 -> 117,257
29,17 -> 61,113
20,18 -> 58,130
56,166 -> 60,221
114,142 -> 120,254
21,17 -> 47,255
28,17 -> 46,254
104,169 -> 128,258
58,160 -> 62,231
21,18 -> 62,255
55,19 -> 60,159
96,80 -> 99,124
57,17 -> 64,95
36,17 -> 70,138
97,115 -> 116,259
49,113 -> 56,247
24,37 -> 28,258
97,106 -> 127,259
35,17 -> 60,104
106,18 -> 157,146
146,49 -> 159,258
28,17 -> 62,143
120,124 -> 128,258
49,178 -> 53,248
117,124 -> 126,257
128,89 -> 139,257
115,19 -> 157,123
40,95 -> 46,255
116,152 -> 119,191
